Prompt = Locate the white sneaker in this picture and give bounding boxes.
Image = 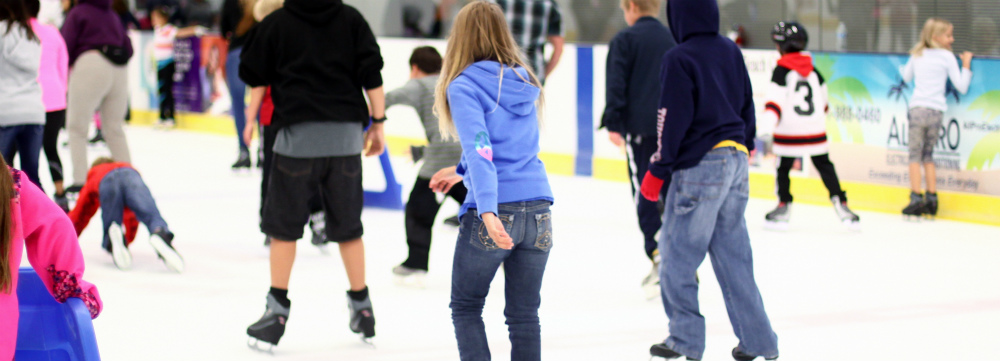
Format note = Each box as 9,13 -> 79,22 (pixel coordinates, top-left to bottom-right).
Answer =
108,225 -> 132,270
392,265 -> 427,288
642,254 -> 661,300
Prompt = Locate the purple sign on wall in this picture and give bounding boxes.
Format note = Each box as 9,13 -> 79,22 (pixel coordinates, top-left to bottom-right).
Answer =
173,36 -> 203,113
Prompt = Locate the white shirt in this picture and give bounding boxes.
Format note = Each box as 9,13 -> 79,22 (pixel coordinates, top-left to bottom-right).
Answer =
901,48 -> 972,112
153,24 -> 178,62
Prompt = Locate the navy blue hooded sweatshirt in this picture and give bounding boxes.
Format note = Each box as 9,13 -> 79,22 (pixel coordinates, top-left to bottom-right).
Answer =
646,0 -> 756,179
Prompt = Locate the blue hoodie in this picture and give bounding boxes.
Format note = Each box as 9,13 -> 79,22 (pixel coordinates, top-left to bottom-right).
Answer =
647,0 -> 756,179
448,61 -> 553,218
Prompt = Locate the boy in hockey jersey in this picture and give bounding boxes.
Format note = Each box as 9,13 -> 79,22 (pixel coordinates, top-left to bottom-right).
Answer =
758,22 -> 859,230
639,0 -> 778,359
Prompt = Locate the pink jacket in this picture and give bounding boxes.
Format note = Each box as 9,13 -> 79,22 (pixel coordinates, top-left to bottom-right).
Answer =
30,19 -> 69,112
1,169 -> 101,360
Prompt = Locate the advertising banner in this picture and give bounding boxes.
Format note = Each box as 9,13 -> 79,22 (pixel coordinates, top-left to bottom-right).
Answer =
742,50 -> 1000,196
173,36 -> 202,113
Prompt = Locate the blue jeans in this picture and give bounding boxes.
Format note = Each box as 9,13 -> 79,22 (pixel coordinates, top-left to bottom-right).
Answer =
99,168 -> 169,248
0,124 -> 44,190
451,200 -> 553,361
226,47 -> 248,153
658,147 -> 778,360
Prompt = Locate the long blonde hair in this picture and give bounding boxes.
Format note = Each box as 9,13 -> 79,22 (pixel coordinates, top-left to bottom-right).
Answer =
0,157 -> 15,294
433,1 -> 544,139
910,18 -> 953,56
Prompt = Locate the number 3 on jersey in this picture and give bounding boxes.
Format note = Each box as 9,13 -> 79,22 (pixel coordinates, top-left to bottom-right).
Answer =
794,81 -> 814,116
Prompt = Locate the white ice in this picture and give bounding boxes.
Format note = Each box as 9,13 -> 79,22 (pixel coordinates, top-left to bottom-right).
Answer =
22,127 -> 1000,360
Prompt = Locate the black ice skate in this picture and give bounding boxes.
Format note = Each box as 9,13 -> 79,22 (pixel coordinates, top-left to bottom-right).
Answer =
347,292 -> 376,344
902,192 -> 925,220
923,192 -> 938,219
88,129 -> 104,144
649,343 -> 698,360
54,192 -> 70,213
831,194 -> 860,231
763,202 -> 790,231
732,347 -> 778,361
231,151 -> 251,171
247,294 -> 290,352
150,228 -> 184,273
443,215 -> 460,227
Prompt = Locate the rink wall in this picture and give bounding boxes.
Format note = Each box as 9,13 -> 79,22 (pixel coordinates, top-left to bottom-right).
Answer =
124,34 -> 1000,226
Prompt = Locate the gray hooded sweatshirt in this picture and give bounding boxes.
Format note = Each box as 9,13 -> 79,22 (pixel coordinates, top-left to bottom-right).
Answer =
0,21 -> 44,127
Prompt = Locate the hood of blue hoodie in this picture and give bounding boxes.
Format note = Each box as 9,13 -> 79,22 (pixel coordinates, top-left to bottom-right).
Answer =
667,0 -> 720,43
285,0 -> 343,25
460,61 -> 541,117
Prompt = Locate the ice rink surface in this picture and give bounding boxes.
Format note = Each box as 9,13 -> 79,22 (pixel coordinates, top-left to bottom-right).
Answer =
23,127 -> 1000,360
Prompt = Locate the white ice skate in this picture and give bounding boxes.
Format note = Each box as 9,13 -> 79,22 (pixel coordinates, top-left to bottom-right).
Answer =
108,224 -> 132,270
392,265 -> 428,289
641,254 -> 661,300
832,195 -> 861,232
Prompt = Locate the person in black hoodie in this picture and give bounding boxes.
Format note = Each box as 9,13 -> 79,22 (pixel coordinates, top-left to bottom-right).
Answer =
239,0 -> 386,349
639,0 -> 779,360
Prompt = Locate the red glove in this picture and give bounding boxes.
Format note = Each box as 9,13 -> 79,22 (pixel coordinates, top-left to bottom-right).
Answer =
640,171 -> 665,202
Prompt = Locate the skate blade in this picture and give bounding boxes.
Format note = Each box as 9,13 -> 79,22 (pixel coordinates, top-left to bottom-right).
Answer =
360,335 -> 376,348
393,274 -> 427,289
642,283 -> 659,301
763,221 -> 789,231
109,227 -> 132,270
902,214 -> 923,222
842,220 -> 861,232
247,337 -> 275,354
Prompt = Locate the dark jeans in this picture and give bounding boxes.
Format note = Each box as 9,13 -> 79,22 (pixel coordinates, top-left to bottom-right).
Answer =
0,124 -> 44,190
99,168 -> 168,246
157,61 -> 176,120
776,154 -> 844,204
451,201 -> 552,361
226,47 -> 248,153
659,148 -> 778,360
44,110 -> 66,184
626,134 -> 669,259
403,177 -> 467,271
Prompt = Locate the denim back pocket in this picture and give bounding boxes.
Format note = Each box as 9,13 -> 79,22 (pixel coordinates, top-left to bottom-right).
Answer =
673,158 -> 727,215
534,212 -> 553,251
473,213 -> 514,251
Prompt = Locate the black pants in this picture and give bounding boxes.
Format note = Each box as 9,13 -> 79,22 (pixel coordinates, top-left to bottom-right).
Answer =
403,177 -> 467,271
776,154 -> 845,204
44,110 -> 66,184
157,61 -> 175,120
626,135 -> 669,260
259,124 -> 321,220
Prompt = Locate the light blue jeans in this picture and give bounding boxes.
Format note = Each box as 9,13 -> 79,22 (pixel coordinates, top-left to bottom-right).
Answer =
451,200 -> 553,361
658,147 -> 778,360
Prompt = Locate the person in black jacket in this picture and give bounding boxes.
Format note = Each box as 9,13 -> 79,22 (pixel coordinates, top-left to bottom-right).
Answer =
239,0 -> 386,349
599,0 -> 675,297
220,0 -> 254,169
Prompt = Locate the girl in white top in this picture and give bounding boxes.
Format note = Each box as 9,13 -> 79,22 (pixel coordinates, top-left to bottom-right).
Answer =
899,18 -> 973,218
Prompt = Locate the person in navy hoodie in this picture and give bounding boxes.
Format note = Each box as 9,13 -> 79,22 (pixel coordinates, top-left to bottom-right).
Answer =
428,2 -> 553,360
639,0 -> 779,360
600,0 -> 676,294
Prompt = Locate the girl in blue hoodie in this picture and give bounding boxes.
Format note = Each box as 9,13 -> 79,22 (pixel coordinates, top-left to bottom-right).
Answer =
429,2 -> 553,360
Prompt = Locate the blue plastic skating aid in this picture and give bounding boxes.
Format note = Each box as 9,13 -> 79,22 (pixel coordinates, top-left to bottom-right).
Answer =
363,146 -> 404,210
15,267 -> 101,361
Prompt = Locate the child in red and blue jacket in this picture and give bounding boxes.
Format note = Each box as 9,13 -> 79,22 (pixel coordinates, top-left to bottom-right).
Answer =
68,158 -> 183,272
